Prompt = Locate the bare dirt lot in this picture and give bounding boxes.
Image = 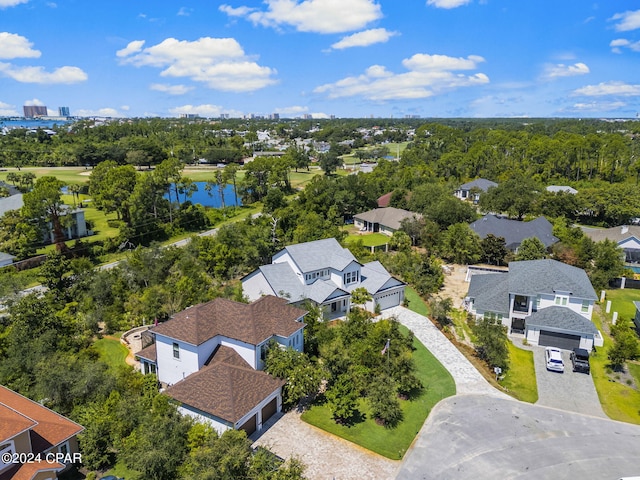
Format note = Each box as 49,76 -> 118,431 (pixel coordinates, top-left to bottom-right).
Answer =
437,264 -> 469,307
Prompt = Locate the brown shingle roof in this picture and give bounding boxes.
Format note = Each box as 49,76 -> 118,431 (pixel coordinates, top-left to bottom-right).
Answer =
164,346 -> 285,424
0,385 -> 83,454
0,403 -> 36,443
152,296 -> 306,346
0,461 -> 64,480
136,342 -> 157,362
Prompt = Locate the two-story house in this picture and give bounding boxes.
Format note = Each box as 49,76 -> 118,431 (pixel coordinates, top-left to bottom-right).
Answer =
465,259 -> 602,350
136,295 -> 306,436
241,238 -> 405,318
0,385 -> 83,480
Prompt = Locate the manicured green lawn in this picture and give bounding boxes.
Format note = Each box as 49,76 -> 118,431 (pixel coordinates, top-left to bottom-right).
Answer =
93,337 -> 130,369
500,342 -> 538,403
404,286 -> 428,316
604,289 -> 640,324
590,305 -> 640,424
301,325 -> 455,460
344,233 -> 389,248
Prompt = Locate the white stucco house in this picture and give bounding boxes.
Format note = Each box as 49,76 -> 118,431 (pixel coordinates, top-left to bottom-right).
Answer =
465,259 -> 603,350
136,295 -> 306,436
241,238 -> 406,318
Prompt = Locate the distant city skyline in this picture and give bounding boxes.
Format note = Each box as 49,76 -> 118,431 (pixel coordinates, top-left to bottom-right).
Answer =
0,1 -> 639,119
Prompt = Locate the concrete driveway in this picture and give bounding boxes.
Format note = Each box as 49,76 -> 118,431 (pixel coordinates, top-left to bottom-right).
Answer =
398,394 -> 640,480
532,346 -> 606,418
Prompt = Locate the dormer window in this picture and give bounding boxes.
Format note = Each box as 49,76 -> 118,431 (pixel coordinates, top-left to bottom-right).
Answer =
343,271 -> 359,284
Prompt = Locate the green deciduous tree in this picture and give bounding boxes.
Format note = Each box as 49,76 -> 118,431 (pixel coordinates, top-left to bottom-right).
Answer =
515,237 -> 548,261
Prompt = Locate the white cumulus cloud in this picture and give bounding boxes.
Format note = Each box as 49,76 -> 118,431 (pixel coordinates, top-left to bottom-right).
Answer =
74,107 -> 123,117
427,0 -> 472,9
0,100 -> 19,116
117,37 -> 277,92
0,33 -> 41,59
572,81 -> 640,97
568,101 -> 626,112
0,63 -> 87,84
169,104 -> 243,118
542,62 -> 590,80
0,0 -> 28,7
219,0 -> 383,34
330,28 -> 398,50
609,38 -> 640,53
314,53 -> 488,100
274,105 -> 309,115
610,10 -> 640,32
150,83 -> 193,95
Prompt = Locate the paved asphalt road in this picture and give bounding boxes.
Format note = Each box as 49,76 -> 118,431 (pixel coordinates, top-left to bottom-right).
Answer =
398,394 -> 640,480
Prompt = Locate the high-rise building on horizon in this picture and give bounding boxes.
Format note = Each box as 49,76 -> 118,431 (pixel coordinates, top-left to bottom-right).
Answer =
58,106 -> 70,117
23,105 -> 48,118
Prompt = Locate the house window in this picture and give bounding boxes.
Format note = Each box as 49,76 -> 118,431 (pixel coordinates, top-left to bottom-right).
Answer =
260,343 -> 268,361
59,441 -> 69,457
581,301 -> 589,313
0,441 -> 15,470
172,342 -> 180,359
343,271 -> 359,284
536,295 -> 541,309
555,296 -> 568,306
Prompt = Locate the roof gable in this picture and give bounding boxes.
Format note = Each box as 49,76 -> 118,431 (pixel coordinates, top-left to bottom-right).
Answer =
165,346 -> 285,423
354,207 -> 422,231
280,238 -> 356,273
153,296 -> 306,346
0,385 -> 83,454
469,215 -> 558,249
508,259 -> 597,300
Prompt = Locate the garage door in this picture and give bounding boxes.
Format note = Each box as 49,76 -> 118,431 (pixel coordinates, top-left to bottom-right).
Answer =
261,398 -> 277,423
238,415 -> 256,436
376,291 -> 400,311
538,330 -> 580,350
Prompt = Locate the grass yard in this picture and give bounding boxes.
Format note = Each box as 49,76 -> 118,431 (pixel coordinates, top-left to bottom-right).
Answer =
604,289 -> 640,324
590,304 -> 640,425
93,337 -> 130,369
344,232 -> 389,248
404,286 -> 429,317
301,325 -> 455,460
500,343 -> 538,403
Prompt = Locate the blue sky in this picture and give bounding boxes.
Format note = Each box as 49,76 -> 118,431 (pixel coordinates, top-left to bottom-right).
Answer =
0,0 -> 639,119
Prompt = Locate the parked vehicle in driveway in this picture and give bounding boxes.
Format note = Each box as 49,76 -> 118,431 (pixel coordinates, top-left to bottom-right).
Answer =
545,347 -> 564,372
570,347 -> 590,374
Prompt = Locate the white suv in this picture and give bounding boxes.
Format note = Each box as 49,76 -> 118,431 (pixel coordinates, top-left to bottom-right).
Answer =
545,347 -> 564,373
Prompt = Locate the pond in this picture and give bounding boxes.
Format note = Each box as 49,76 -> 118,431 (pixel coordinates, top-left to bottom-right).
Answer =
165,182 -> 241,208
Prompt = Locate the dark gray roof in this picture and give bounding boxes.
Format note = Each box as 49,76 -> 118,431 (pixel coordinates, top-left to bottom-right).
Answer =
634,301 -> 640,313
509,259 -> 597,301
469,215 -> 558,250
525,306 -> 598,335
458,178 -> 497,192
466,273 -> 510,315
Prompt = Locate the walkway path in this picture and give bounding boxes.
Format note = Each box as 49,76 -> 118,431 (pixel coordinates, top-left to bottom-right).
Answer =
379,306 -> 510,399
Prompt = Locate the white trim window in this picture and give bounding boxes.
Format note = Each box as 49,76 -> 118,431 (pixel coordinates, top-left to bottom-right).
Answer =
172,342 -> 180,359
343,271 -> 359,285
0,441 -> 15,471
554,296 -> 568,306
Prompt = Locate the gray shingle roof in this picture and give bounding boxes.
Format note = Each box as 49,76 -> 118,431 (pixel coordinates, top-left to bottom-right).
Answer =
281,238 -> 356,273
354,207 -> 422,231
459,178 -> 497,192
259,262 -> 350,304
525,306 -> 598,335
581,225 -> 640,244
357,261 -> 405,294
0,194 -> 23,217
546,185 -> 578,194
634,301 -> 640,313
466,273 -> 510,314
469,215 -> 558,250
508,259 -> 597,300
